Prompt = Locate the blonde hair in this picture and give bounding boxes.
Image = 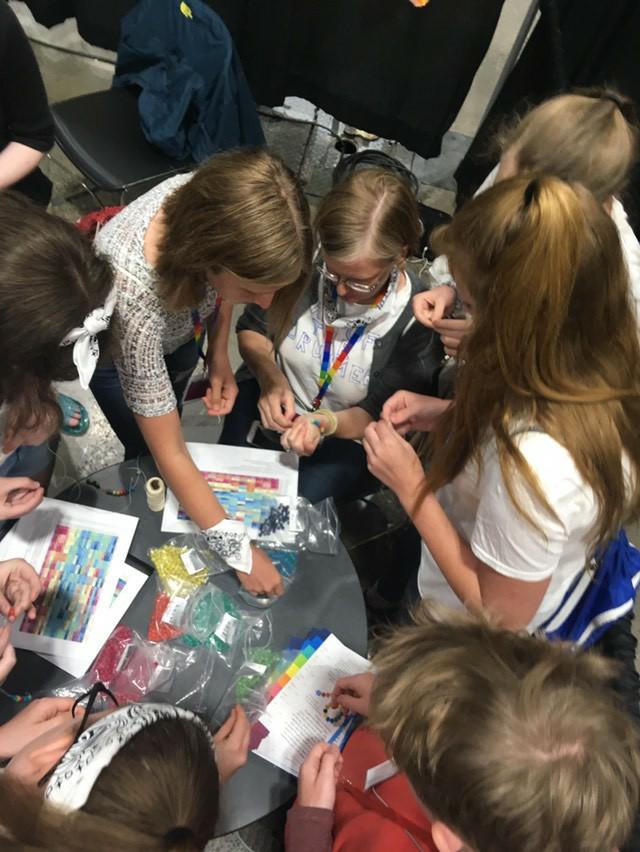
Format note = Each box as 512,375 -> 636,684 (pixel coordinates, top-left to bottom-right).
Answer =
425,174 -> 640,547
0,717 -> 219,851
156,149 -> 312,341
370,604 -> 640,852
499,87 -> 639,201
314,168 -> 422,263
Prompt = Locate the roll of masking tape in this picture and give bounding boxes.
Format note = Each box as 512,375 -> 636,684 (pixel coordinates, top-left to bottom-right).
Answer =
145,476 -> 166,512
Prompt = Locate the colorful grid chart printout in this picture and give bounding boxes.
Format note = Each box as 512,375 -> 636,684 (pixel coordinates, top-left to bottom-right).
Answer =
21,525 -> 118,642
177,472 -> 281,531
162,442 -> 298,538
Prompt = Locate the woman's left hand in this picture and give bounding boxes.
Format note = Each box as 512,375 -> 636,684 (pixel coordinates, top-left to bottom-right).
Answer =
280,416 -> 322,457
204,360 -> 239,417
363,420 -> 425,504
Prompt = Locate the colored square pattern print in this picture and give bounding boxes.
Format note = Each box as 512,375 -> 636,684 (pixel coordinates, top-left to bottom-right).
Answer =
177,471 -> 282,531
21,524 -> 118,642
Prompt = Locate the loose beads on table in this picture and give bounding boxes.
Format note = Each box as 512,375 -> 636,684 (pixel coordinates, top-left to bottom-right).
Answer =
258,503 -> 290,537
0,687 -> 32,704
87,479 -> 133,497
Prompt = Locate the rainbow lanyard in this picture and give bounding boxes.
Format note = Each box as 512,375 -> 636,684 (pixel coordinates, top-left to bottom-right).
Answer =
192,296 -> 222,361
311,287 -> 387,411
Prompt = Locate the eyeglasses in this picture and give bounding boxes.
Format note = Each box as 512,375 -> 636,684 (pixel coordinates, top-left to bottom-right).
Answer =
38,681 -> 119,788
315,259 -> 394,295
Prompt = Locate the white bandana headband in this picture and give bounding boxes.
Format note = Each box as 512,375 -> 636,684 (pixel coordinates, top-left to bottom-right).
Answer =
59,288 -> 118,389
45,702 -> 209,810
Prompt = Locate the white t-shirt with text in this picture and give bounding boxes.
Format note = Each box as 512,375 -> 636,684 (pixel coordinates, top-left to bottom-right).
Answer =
278,273 -> 411,413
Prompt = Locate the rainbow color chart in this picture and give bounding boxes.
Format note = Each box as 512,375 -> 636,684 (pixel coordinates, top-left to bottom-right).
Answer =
21,524 -> 118,642
177,471 -> 282,531
111,577 -> 127,606
265,629 -> 331,702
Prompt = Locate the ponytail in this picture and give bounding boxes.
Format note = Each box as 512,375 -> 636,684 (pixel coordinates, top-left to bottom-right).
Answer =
423,174 -> 640,546
0,718 -> 219,852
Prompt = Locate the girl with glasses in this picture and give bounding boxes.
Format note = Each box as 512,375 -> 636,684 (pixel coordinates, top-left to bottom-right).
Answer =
219,168 -> 443,503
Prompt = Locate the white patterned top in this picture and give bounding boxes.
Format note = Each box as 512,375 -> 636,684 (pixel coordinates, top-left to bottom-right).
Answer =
95,173 -> 219,417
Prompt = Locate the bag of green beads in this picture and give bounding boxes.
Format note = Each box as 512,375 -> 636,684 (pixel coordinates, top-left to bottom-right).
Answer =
182,583 -> 271,667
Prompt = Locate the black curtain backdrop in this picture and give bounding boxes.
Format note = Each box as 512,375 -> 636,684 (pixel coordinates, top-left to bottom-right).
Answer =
24,0 -> 505,161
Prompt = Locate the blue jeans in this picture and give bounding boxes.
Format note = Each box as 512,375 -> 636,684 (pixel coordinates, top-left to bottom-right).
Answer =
91,338 -> 200,459
219,378 -> 378,504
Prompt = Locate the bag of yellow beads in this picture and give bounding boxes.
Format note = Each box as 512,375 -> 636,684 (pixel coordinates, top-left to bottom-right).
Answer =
148,535 -> 226,642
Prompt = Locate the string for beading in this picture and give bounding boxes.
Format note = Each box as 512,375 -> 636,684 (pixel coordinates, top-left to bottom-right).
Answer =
0,686 -> 32,704
46,444 -> 83,501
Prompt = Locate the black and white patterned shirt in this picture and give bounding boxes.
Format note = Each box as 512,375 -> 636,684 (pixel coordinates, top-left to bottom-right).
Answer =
95,174 -> 219,417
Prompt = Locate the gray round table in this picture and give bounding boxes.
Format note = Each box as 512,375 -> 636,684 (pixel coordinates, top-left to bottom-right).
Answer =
2,456 -> 368,836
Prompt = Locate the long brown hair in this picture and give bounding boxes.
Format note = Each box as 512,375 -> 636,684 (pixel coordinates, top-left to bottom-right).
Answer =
314,167 -> 422,262
370,604 -> 640,852
497,87 -> 639,201
425,175 -> 640,547
155,148 -> 312,343
0,718 -> 219,851
0,191 -> 114,436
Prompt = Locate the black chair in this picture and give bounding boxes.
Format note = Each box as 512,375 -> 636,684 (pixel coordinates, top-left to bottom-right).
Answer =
51,87 -> 193,206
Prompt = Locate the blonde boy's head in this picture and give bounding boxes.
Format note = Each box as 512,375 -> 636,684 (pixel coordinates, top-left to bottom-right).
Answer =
370,606 -> 640,852
498,87 -> 639,201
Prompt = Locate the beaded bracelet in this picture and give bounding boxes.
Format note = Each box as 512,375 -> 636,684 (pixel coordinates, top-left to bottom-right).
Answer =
311,408 -> 338,438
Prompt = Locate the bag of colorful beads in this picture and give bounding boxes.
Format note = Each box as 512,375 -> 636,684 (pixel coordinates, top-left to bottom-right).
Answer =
147,535 -> 227,642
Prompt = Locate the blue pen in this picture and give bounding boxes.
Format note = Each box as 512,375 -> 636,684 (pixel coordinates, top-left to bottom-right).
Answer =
328,712 -> 357,748
337,714 -> 359,751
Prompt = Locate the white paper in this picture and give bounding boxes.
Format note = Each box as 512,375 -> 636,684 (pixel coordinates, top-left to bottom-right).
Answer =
0,498 -> 138,668
181,548 -> 207,576
364,759 -> 398,790
214,611 -> 239,645
162,595 -> 187,627
38,561 -> 148,677
161,442 -> 299,542
253,634 -> 372,776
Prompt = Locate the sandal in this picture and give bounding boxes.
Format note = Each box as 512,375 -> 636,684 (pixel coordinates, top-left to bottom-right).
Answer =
57,393 -> 90,437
